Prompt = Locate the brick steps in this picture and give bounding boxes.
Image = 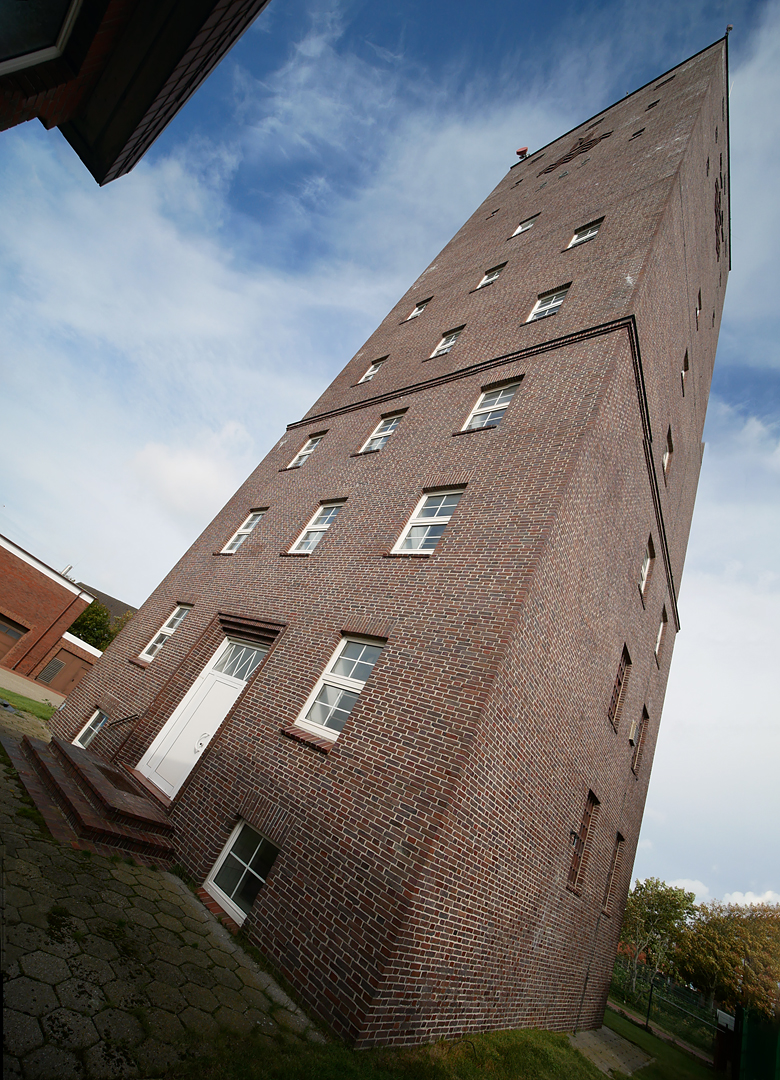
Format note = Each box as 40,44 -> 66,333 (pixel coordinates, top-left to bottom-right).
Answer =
2,733 -> 177,865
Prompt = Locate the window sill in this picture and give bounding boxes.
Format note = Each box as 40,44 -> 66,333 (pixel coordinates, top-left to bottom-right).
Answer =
213,551 -> 234,556
279,551 -> 310,558
129,657 -> 150,670
638,584 -> 647,609
565,884 -> 582,897
350,449 -> 380,458
382,551 -> 431,559
524,311 -> 558,325
281,725 -> 333,753
452,424 -> 497,437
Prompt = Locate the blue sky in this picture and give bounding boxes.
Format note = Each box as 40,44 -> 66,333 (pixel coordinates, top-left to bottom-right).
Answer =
1,0 -> 778,906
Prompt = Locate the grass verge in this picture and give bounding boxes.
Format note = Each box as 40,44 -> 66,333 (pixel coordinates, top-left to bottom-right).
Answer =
0,686 -> 58,722
604,1007 -> 716,1080
169,1027 -> 604,1080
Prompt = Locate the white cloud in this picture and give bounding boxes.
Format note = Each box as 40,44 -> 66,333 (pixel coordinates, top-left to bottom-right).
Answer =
723,891 -> 780,906
670,879 -> 711,903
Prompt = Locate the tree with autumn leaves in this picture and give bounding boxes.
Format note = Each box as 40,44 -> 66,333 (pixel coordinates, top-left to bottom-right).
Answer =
619,879 -> 780,1018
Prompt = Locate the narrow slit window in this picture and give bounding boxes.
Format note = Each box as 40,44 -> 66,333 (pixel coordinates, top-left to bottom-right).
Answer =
290,502 -> 344,554
655,607 -> 668,659
406,298 -> 431,320
527,285 -> 569,322
568,219 -> 603,247
639,536 -> 655,596
568,790 -> 600,891
512,214 -> 539,237
140,605 -> 191,662
602,833 -> 625,913
663,427 -> 673,475
463,382 -> 520,430
288,435 -> 324,469
222,510 -> 265,554
359,357 -> 387,384
681,351 -> 689,396
476,263 -> 506,289
360,413 -> 404,454
393,490 -> 463,553
430,327 -> 464,358
607,646 -> 632,731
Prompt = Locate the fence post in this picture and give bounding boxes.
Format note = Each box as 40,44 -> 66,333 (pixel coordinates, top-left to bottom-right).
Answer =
645,978 -> 655,1031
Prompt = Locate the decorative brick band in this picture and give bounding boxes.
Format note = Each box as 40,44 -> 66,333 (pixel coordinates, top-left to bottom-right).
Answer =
236,792 -> 294,847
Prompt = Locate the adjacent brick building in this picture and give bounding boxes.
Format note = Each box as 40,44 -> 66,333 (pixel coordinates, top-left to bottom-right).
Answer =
51,40 -> 731,1044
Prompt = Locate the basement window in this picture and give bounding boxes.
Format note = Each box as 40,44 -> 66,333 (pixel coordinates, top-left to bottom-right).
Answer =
205,821 -> 279,925
74,710 -> 108,749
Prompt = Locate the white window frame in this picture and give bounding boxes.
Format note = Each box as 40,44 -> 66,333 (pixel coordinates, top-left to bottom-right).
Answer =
139,605 -> 191,662
221,510 -> 265,554
568,219 -> 603,247
288,434 -> 324,469
295,636 -> 384,743
512,214 -> 539,237
463,382 -> 520,431
73,709 -> 108,749
655,607 -> 668,658
392,489 -> 464,555
360,413 -> 404,454
289,501 -> 344,554
430,327 -> 464,358
359,358 -> 386,383
527,286 -> 570,322
662,428 -> 673,474
639,536 -> 655,595
406,298 -> 431,320
476,263 -> 506,289
204,820 -> 279,926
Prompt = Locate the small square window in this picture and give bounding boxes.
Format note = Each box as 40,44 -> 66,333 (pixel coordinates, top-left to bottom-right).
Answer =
290,502 -> 344,554
393,490 -> 463,553
527,286 -> 569,322
359,358 -> 387,383
73,710 -> 108,749
512,214 -> 539,237
430,327 -> 464,358
463,382 -> 520,430
221,510 -> 266,554
295,637 -> 384,741
568,219 -> 603,248
288,435 -> 324,469
205,821 -> 279,925
139,605 -> 191,662
476,264 -> 506,289
406,298 -> 432,320
360,413 -> 404,454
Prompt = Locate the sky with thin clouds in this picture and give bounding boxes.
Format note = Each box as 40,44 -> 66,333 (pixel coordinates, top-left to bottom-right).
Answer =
1,0 -> 778,907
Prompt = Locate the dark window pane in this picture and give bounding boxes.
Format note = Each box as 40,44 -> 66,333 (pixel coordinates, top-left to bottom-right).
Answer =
214,853 -> 245,897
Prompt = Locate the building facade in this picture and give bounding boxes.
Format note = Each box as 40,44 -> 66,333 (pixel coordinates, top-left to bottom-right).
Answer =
51,41 -> 730,1044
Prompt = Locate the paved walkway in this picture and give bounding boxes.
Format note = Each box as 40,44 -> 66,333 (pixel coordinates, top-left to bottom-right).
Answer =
1,712 -> 324,1080
569,1025 -> 653,1075
0,673 -> 65,706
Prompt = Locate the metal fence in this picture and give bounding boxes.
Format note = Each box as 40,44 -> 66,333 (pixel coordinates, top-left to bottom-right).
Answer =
610,956 -> 718,1055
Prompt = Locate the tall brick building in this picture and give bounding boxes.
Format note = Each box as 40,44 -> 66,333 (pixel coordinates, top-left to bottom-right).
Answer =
47,40 -> 730,1044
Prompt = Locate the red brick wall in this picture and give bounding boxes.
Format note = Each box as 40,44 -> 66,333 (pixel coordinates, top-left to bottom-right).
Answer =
52,42 -> 729,1045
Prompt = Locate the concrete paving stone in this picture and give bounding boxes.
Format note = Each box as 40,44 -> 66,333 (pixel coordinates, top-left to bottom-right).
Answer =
206,949 -> 238,970
209,966 -> 243,991
213,1005 -> 255,1035
212,984 -> 249,1012
147,1008 -> 186,1044
20,1044 -> 85,1080
179,1007 -> 220,1038
16,906 -> 49,931
181,915 -> 209,934
273,1008 -> 310,1035
18,952 -> 71,984
102,980 -> 149,1010
3,977 -> 58,1017
156,898 -> 190,920
128,896 -> 157,915
130,885 -> 159,902
124,907 -> 158,931
148,960 -> 186,988
134,1037 -> 185,1077
6,925 -> 48,953
82,1042 -> 138,1080
102,881 -> 134,898
4,958 -> 22,980
145,981 -> 187,1012
110,959 -> 151,986
92,1008 -> 145,1047
2,1009 -> 44,1057
5,885 -> 33,908
179,962 -> 216,989
181,931 -> 206,948
58,899 -> 96,921
263,982 -> 297,1011
177,945 -> 210,968
305,1027 -> 328,1044
41,1008 -> 100,1050
55,978 -> 107,1015
181,983 -> 219,1013
4,904 -> 20,926
154,911 -> 185,934
66,955 -> 114,986
3,1053 -> 23,1080
92,903 -> 129,923
150,929 -> 184,950
235,986 -> 272,1013
81,937 -> 119,962
252,1014 -> 279,1037
45,868 -> 76,887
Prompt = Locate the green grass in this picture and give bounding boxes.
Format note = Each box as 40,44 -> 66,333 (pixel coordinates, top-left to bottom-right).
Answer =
0,686 -> 58,722
604,1007 -> 716,1080
170,1028 -> 604,1080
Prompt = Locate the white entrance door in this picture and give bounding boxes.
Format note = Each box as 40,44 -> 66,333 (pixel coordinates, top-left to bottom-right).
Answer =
137,639 -> 266,798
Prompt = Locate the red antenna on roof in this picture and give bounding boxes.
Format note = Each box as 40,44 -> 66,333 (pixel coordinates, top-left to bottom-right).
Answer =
516,147 -> 528,159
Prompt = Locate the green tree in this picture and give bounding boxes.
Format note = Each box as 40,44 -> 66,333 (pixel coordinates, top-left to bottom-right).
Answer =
675,902 -> 780,1016
620,878 -> 696,991
67,601 -> 134,651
